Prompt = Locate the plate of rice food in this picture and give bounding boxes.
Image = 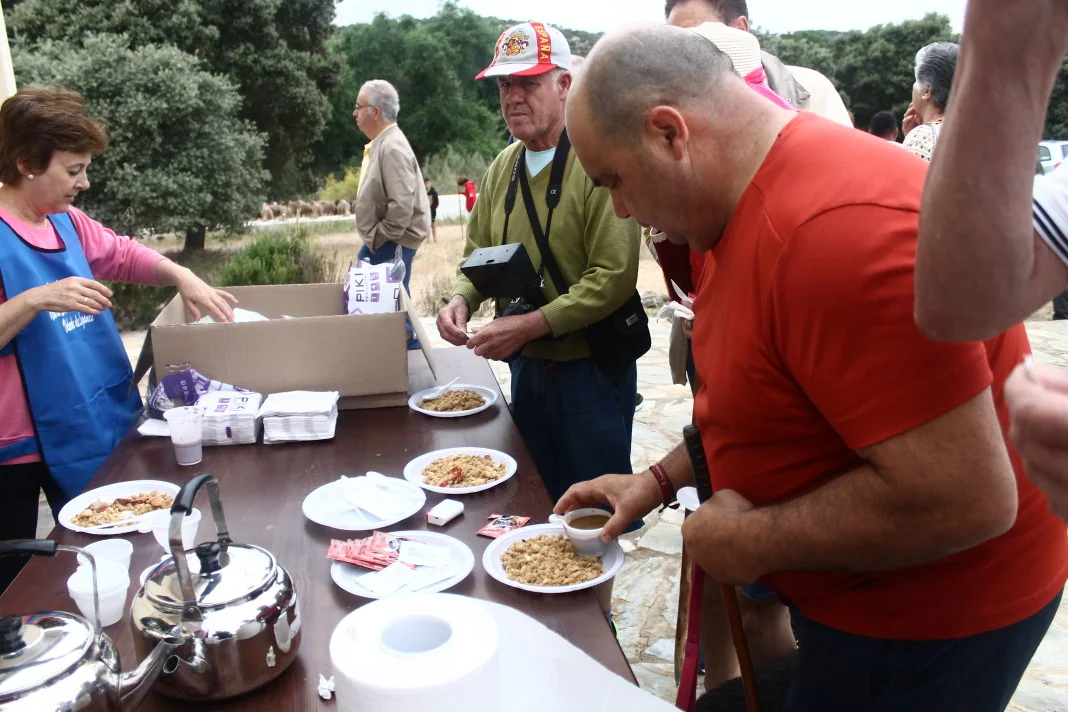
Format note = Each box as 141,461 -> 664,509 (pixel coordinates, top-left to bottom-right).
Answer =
482,523 -> 625,594
402,447 -> 518,494
58,480 -> 180,535
408,384 -> 498,418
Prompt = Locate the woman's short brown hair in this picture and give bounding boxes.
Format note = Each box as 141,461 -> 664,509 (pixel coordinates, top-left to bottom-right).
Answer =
0,86 -> 108,185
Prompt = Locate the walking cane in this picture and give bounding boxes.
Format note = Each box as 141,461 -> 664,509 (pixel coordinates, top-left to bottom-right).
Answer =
675,424 -> 760,712
459,194 -> 466,242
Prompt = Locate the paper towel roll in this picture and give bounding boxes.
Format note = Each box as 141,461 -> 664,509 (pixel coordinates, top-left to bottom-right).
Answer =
330,593 -> 500,712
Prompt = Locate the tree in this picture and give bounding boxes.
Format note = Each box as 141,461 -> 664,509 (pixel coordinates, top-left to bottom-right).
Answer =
315,9 -> 502,178
1045,60 -> 1068,140
15,34 -> 268,249
9,0 -> 339,199
758,15 -> 956,132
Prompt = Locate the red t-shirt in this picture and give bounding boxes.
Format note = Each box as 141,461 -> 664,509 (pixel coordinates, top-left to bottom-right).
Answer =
463,181 -> 477,212
692,113 -> 1068,639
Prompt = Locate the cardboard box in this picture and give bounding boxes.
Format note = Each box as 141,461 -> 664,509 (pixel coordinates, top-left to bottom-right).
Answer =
136,284 -> 436,410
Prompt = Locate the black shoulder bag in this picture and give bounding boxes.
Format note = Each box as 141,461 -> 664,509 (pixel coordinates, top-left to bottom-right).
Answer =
504,130 -> 651,371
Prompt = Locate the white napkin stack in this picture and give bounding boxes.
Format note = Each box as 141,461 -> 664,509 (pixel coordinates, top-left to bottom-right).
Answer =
198,391 -> 263,446
258,391 -> 339,444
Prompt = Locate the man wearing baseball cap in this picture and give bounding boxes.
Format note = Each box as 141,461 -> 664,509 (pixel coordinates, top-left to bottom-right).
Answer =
437,22 -> 646,504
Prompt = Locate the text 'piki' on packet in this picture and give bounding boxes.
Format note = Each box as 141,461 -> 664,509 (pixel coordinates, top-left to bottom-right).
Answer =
477,513 -> 531,539
343,251 -> 405,316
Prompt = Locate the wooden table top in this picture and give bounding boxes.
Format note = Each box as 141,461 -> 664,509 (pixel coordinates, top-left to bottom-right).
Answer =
0,347 -> 634,709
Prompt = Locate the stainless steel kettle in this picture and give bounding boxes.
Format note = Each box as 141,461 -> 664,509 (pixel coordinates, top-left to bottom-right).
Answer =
130,473 -> 301,700
0,539 -> 180,711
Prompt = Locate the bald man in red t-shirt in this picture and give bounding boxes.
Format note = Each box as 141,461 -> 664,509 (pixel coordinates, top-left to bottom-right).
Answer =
558,25 -> 1068,710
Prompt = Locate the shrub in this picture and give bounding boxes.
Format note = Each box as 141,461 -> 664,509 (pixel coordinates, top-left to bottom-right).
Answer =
319,167 -> 362,202
15,34 -> 269,250
219,230 -> 329,287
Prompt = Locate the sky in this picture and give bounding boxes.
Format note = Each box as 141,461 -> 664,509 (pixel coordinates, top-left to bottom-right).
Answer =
334,0 -> 967,35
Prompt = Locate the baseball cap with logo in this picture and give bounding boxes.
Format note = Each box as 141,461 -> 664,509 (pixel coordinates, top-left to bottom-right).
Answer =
475,22 -> 572,80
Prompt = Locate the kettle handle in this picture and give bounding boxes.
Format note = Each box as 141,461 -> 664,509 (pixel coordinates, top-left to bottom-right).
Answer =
0,539 -> 102,635
170,474 -> 232,616
0,539 -> 58,559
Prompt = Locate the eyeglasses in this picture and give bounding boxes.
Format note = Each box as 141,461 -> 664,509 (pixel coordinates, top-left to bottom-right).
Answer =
353,103 -> 377,113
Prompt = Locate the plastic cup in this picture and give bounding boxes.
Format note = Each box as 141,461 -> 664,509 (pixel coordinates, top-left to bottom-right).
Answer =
67,561 -> 130,627
77,539 -> 133,572
146,507 -> 202,553
163,407 -> 204,466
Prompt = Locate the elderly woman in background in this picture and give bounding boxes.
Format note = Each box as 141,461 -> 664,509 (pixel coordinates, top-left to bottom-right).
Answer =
0,86 -> 235,591
903,42 -> 959,161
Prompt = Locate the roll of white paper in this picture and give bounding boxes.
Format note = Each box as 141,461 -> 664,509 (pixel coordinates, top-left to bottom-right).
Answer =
330,593 -> 500,712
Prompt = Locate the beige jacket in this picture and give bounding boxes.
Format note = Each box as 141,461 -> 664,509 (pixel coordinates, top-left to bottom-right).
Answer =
355,125 -> 430,252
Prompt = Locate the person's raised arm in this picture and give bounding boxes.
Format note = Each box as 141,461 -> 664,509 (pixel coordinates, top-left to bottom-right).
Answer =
915,0 -> 1068,341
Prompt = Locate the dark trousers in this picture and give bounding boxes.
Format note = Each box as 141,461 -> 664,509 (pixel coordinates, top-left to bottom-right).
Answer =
0,461 -> 68,593
509,355 -> 637,503
357,243 -> 419,348
1053,290 -> 1068,320
786,593 -> 1062,712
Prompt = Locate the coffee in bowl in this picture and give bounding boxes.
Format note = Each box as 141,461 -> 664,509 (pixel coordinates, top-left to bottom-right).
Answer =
568,514 -> 610,530
549,508 -> 611,556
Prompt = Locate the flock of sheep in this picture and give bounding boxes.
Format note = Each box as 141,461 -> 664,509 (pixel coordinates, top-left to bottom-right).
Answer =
257,199 -> 353,221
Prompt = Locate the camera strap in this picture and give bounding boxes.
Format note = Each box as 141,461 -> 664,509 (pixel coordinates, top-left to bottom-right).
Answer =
502,129 -> 571,295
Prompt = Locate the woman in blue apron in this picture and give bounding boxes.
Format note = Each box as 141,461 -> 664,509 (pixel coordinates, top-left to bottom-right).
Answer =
0,87 -> 237,591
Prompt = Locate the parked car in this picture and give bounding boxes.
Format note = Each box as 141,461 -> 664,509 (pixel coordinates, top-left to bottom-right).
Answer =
1039,140 -> 1068,175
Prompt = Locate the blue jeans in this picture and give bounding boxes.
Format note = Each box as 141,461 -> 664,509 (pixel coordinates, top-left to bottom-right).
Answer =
786,593 -> 1061,712
357,243 -> 419,348
509,356 -> 637,503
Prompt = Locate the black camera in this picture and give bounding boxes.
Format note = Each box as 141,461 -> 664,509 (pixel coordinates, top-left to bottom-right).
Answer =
460,243 -> 545,309
460,244 -> 548,360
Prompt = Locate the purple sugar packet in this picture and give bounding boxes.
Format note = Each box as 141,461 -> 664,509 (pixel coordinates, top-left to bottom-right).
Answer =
147,365 -> 250,414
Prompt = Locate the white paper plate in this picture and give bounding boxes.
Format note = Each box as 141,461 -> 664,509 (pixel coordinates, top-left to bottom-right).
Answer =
482,523 -> 625,594
58,480 -> 181,535
302,477 -> 426,531
408,384 -> 499,418
330,531 -> 474,600
403,447 -> 518,495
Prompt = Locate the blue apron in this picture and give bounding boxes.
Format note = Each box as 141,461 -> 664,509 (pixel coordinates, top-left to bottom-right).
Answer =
0,213 -> 141,497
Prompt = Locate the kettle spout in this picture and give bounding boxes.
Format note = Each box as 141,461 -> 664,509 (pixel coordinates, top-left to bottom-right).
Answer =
119,636 -> 182,710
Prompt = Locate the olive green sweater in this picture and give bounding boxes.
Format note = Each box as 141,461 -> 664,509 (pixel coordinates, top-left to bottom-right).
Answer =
452,140 -> 641,362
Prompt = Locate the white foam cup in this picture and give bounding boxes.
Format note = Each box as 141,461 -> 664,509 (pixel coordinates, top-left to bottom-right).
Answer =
145,507 -> 202,553
77,539 -> 133,572
67,561 -> 130,627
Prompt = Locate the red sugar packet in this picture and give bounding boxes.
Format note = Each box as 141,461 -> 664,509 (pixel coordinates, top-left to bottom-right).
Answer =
477,513 -> 530,539
326,532 -> 402,571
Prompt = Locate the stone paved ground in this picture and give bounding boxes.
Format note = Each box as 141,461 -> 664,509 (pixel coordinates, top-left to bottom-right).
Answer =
89,319 -> 1068,709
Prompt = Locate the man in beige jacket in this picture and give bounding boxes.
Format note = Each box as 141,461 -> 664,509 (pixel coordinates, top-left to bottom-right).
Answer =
353,79 -> 430,348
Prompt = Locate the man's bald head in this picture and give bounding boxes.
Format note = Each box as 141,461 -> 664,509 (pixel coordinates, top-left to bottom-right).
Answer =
572,24 -> 736,140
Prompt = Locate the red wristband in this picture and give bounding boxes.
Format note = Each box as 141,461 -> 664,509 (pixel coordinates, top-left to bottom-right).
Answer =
650,462 -> 676,507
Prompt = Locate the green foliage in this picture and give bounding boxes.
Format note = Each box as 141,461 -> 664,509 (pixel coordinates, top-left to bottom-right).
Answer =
319,168 -> 362,202
313,3 -> 505,177
14,34 -> 268,241
9,0 -> 340,199
1045,59 -> 1068,140
422,146 -> 492,191
758,14 -> 956,131
219,231 -> 328,287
